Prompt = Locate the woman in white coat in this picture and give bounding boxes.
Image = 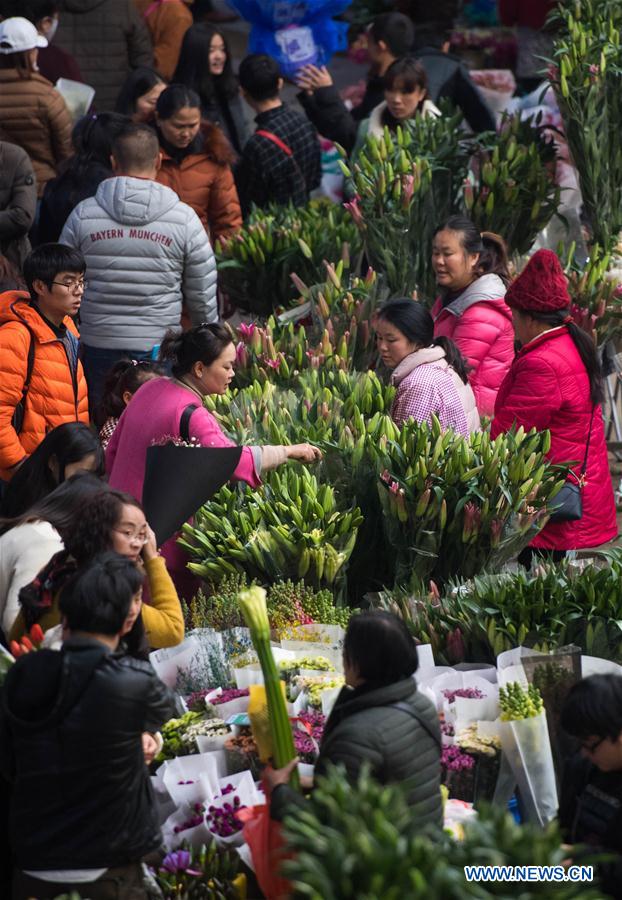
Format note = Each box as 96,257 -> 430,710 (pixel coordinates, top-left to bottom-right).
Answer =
0,474 -> 103,640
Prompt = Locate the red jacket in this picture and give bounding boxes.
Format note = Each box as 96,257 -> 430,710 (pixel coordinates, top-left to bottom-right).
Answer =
491,327 -> 617,550
432,274 -> 514,418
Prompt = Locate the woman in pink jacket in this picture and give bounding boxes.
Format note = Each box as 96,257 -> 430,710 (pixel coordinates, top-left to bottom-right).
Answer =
431,216 -> 514,418
375,299 -> 480,435
491,249 -> 617,559
106,324 -> 321,595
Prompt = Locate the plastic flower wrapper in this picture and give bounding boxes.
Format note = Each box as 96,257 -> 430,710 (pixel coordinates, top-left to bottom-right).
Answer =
420,670 -> 499,732
204,687 -> 250,721
162,752 -> 220,809
207,771 -> 264,849
498,681 -> 558,827
521,644 -> 582,783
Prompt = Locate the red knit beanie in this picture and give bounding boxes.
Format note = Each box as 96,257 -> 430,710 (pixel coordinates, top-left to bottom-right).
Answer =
505,249 -> 570,313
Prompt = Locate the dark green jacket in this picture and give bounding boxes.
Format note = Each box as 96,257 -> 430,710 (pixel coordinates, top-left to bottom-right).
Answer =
272,678 -> 442,827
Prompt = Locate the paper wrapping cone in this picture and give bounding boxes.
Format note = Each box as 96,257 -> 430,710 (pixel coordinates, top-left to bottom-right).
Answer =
142,445 -> 243,546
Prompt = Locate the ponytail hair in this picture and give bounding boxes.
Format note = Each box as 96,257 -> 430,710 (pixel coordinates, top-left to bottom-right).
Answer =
158,324 -> 233,377
525,308 -> 604,406
435,216 -> 511,286
376,298 -> 471,384
101,358 -> 164,420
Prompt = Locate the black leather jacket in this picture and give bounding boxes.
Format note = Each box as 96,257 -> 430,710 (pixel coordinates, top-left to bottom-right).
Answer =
0,636 -> 176,871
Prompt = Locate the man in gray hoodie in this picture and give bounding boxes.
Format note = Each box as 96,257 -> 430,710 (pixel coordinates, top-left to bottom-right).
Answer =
60,122 -> 217,411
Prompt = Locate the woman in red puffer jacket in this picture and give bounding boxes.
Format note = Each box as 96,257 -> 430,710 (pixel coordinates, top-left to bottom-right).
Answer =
431,216 -> 514,419
491,249 -> 617,555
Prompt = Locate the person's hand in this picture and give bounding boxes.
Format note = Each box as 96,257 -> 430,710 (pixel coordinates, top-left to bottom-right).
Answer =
286,443 -> 323,463
141,525 -> 158,562
142,732 -> 160,764
263,757 -> 299,791
296,64 -> 333,93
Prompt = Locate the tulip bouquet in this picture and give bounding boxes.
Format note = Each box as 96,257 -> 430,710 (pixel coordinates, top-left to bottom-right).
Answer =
9,623 -> 45,658
371,418 -> 564,588
151,844 -> 243,899
550,0 -> 622,251
216,200 -> 362,314
466,112 -> 560,255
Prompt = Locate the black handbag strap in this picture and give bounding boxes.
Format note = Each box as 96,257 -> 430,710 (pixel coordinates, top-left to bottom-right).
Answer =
577,406 -> 596,479
388,701 -> 442,750
179,403 -> 198,444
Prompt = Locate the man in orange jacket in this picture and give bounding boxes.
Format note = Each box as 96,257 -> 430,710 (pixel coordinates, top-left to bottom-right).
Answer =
0,243 -> 89,481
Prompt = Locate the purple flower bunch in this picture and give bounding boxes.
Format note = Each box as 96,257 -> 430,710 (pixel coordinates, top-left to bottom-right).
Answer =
211,688 -> 249,706
441,745 -> 475,772
160,849 -> 202,876
206,795 -> 246,837
173,803 -> 205,834
177,779 -> 195,785
442,687 -> 485,704
293,710 -> 326,762
440,720 -> 455,739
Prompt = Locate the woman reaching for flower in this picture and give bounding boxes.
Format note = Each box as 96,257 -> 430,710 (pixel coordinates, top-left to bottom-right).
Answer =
106,324 -> 322,597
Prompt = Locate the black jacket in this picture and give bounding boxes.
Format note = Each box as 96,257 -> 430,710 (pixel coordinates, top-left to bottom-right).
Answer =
559,754 -> 622,899
0,636 -> 176,871
272,678 -> 443,826
38,160 -> 112,245
415,47 -> 496,134
297,74 -> 384,156
235,104 -> 321,215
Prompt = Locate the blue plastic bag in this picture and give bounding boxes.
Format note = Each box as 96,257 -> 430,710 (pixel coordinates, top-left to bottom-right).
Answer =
227,0 -> 351,78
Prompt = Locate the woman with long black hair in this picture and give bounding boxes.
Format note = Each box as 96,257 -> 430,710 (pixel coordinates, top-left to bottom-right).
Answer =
173,23 -> 251,154
0,422 -> 104,518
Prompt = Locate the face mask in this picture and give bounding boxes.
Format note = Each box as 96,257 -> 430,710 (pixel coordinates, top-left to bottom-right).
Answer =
44,17 -> 59,42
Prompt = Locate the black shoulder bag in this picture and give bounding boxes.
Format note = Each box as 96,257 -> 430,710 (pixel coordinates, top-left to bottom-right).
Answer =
549,406 -> 595,523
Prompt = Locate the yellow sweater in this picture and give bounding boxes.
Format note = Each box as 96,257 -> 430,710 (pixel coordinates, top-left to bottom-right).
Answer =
10,555 -> 185,649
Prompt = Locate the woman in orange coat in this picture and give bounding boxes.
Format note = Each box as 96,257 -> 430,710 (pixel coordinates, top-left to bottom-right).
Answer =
0,244 -> 89,481
154,83 -> 242,245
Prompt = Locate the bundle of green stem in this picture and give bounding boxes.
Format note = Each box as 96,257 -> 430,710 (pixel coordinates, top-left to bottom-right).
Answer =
561,242 -> 622,343
371,417 -> 564,587
551,0 -> 622,250
466,113 -> 560,255
180,468 -> 362,593
231,262 -> 382,388
238,586 -> 299,787
217,201 -> 362,314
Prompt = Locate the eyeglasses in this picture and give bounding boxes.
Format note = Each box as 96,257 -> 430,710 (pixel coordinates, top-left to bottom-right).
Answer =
52,279 -> 88,293
114,527 -> 148,545
580,736 -> 606,755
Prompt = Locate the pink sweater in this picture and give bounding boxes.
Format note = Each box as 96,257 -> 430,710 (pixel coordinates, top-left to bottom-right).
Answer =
106,377 -> 260,500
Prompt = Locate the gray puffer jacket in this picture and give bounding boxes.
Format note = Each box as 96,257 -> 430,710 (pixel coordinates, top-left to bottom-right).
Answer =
60,176 -> 217,351
272,677 -> 443,827
57,0 -> 153,110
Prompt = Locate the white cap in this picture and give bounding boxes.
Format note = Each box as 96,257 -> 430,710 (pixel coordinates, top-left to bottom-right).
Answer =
0,17 -> 48,54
